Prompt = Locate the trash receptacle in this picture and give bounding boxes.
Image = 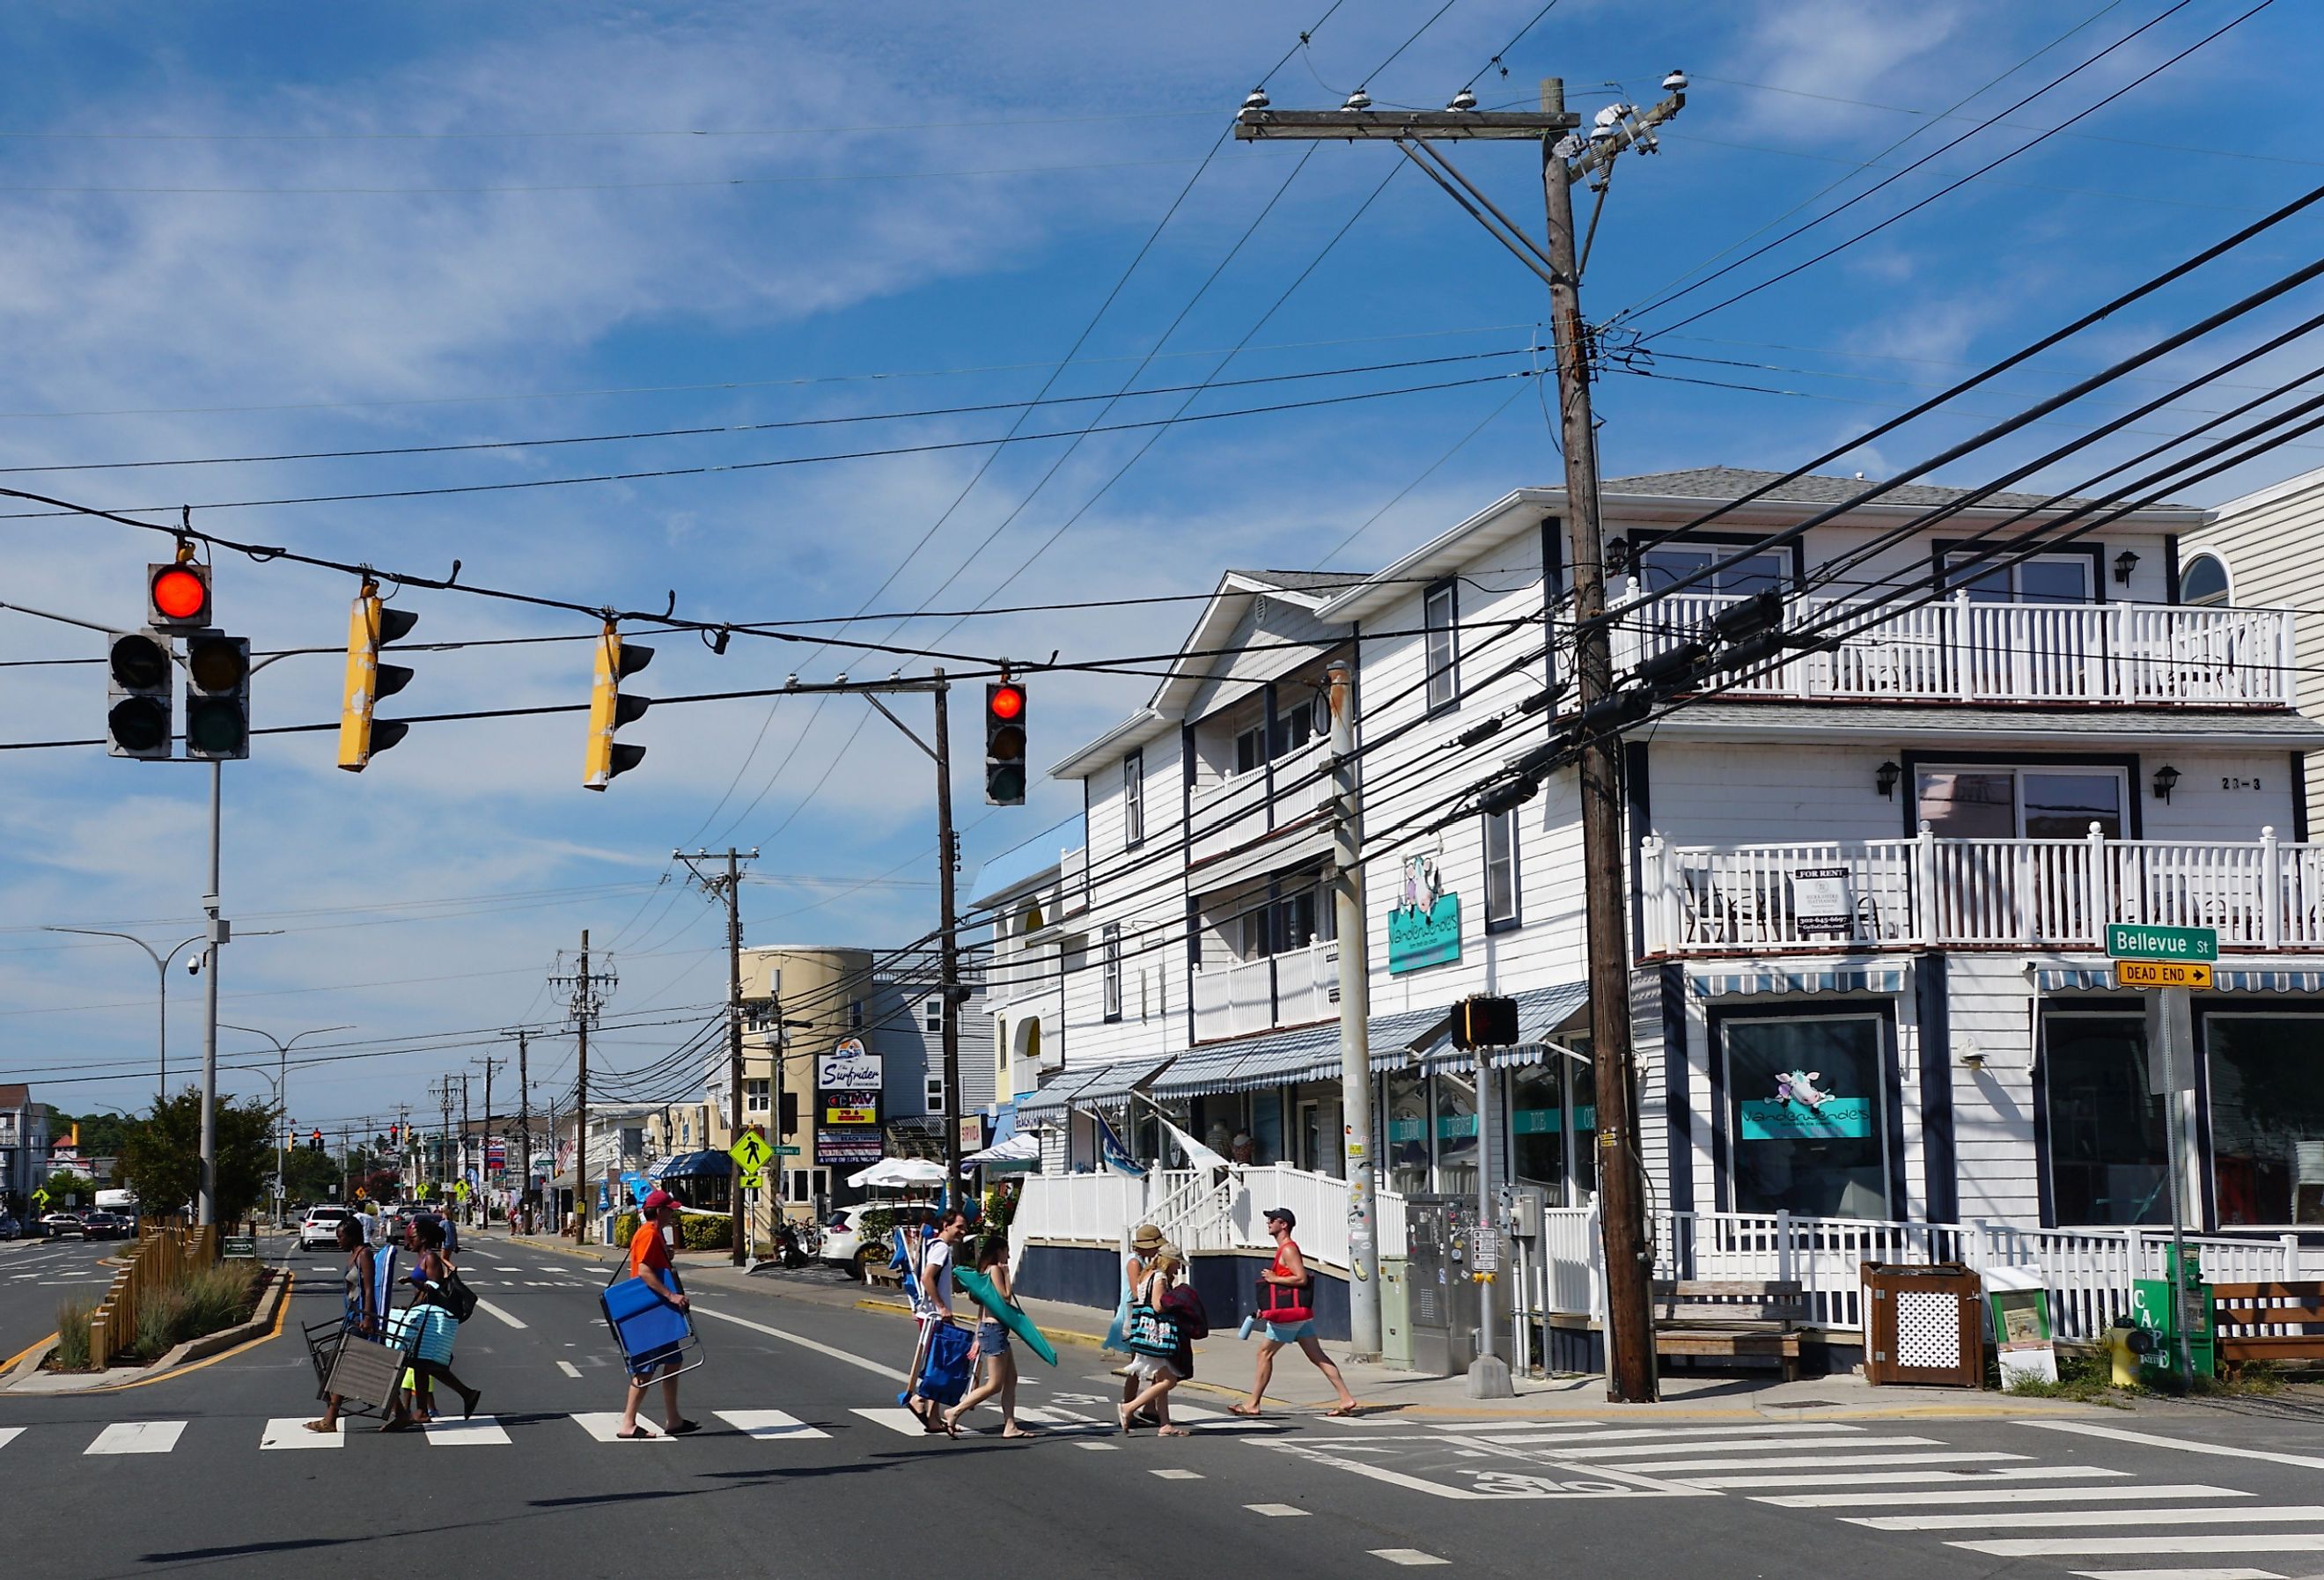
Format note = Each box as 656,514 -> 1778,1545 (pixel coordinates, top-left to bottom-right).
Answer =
1862,1261 -> 1984,1387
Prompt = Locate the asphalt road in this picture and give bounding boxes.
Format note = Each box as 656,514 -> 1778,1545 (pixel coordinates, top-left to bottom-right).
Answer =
0,1233 -> 116,1364
4,1236 -> 2324,1580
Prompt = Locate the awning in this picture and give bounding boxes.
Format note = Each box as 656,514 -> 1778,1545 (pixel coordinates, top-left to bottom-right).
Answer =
2037,965 -> 2324,993
963,1132 -> 1041,1166
1686,966 -> 1908,998
1068,1055 -> 1178,1106
651,1149 -> 733,1179
1014,1067 -> 1106,1116
1395,981 -> 1593,1072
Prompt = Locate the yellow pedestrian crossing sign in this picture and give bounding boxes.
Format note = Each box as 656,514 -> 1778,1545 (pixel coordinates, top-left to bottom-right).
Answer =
730,1129 -> 772,1174
738,1170 -> 764,1192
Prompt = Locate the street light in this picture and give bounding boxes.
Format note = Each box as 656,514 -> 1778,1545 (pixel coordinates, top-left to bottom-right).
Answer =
44,927 -> 205,1106
221,1023 -> 353,1228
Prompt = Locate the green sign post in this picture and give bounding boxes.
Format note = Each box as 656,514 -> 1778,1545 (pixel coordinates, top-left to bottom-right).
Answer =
2106,923 -> 2218,963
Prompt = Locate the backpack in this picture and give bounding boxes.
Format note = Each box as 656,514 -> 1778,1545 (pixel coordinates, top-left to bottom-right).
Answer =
1163,1282 -> 1210,1341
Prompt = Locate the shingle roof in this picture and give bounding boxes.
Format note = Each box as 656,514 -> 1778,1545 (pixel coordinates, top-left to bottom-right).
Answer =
0,1084 -> 27,1108
1604,467 -> 2200,515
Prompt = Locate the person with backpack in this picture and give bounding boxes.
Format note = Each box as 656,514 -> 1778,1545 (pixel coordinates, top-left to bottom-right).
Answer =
1118,1244 -> 1204,1437
380,1215 -> 482,1430
1230,1208 -> 1358,1418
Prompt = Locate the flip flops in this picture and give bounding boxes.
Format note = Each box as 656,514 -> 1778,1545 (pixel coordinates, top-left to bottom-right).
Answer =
667,1419 -> 702,1437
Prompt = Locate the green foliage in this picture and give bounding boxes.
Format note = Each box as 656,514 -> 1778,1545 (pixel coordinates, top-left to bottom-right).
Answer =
277,1145 -> 341,1203
40,1169 -> 96,1206
614,1209 -> 639,1246
2003,1346 -> 2131,1406
124,1262 -> 258,1363
58,1112 -> 130,1157
610,1211 -> 732,1253
52,1298 -> 96,1371
117,1087 -> 276,1224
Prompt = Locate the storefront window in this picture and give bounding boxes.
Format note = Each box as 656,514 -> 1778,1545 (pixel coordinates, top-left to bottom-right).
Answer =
2206,1015 -> 2324,1226
1384,1073 -> 1430,1195
1249,1090 -> 1283,1166
1435,1074 -> 1478,1197
1510,1064 -> 1563,1194
1723,1015 -> 1889,1219
2044,1013 -> 2166,1226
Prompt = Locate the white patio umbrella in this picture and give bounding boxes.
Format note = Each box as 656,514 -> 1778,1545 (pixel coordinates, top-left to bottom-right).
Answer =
847,1157 -> 949,1189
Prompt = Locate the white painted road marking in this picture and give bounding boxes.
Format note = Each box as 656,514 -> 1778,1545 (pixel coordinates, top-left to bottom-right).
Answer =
1960,1538 -> 2324,1558
1859,1507 -> 2324,1532
261,1418 -> 340,1451
556,1361 -> 583,1378
1555,1435 -> 1944,1459
2070,1570 -> 2285,1579
472,1299 -> 527,1329
1688,1466 -> 2125,1490
695,1305 -> 909,1381
713,1410 -> 829,1441
425,1416 -> 511,1446
0,1428 -> 20,1451
571,1413 -> 672,1443
1761,1484 -> 2248,1509
1370,1550 -> 1448,1566
2019,1420 -> 2324,1473
1641,1451 -> 2024,1474
1151,1468 -> 1204,1480
86,1422 -> 185,1455
1247,1503 -> 1308,1517
853,1408 -> 935,1437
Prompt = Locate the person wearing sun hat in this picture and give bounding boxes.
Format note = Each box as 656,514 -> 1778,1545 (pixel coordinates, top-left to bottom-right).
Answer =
1106,1222 -> 1166,1418
614,1188 -> 698,1440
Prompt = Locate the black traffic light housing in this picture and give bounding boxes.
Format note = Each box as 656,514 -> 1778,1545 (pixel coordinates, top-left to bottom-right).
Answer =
1450,994 -> 1521,1051
984,680 -> 1027,805
106,629 -> 173,759
147,562 -> 212,631
183,632 -> 251,761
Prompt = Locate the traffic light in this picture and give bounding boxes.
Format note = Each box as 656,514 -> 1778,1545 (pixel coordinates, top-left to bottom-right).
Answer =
337,580 -> 418,771
183,632 -> 251,760
984,680 -> 1026,805
309,1129 -> 324,1152
583,623 -> 651,790
106,629 -> 173,759
148,560 -> 211,631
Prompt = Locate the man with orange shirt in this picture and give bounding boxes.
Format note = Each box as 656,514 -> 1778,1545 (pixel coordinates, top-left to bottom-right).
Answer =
615,1189 -> 699,1440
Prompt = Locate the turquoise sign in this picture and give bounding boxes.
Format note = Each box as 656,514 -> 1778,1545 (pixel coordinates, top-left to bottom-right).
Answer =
1387,894 -> 1461,973
1739,1097 -> 1872,1141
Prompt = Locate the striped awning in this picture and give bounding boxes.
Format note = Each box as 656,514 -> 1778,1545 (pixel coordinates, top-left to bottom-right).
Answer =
2038,966 -> 2324,993
1014,1067 -> 1107,1116
1686,966 -> 1908,998
1068,1055 -> 1178,1106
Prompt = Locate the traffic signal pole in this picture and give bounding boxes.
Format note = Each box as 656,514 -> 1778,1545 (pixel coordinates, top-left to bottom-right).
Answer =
933,672 -> 964,1200
197,760 -> 223,1227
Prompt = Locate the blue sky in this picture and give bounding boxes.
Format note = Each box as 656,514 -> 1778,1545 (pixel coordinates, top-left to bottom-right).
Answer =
2,1 -> 2317,1134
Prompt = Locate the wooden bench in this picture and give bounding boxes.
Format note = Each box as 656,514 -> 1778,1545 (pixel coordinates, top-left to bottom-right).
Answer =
864,1259 -> 905,1290
1652,1278 -> 1810,1382
2211,1281 -> 2324,1374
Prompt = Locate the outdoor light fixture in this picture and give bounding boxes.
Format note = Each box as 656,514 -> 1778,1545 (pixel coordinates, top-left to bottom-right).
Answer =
1876,761 -> 1901,798
1960,1044 -> 1988,1073
2114,549 -> 2139,585
1604,535 -> 1631,575
2153,764 -> 2181,803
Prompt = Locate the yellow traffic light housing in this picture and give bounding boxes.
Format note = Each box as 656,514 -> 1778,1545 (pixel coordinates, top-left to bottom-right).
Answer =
584,623 -> 652,790
337,580 -> 417,771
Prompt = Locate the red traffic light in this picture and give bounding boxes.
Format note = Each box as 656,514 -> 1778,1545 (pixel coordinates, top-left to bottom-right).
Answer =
150,563 -> 210,625
989,684 -> 1025,722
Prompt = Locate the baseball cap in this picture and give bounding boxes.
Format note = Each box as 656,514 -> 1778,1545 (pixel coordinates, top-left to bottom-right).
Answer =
1263,1207 -> 1296,1230
641,1188 -> 676,1214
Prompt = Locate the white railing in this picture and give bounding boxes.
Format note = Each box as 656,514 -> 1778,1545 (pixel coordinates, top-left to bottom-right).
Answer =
1017,1162 -> 1389,1272
1611,586 -> 2297,708
1648,824 -> 2324,953
1188,739 -> 1332,865
1190,940 -> 1338,1041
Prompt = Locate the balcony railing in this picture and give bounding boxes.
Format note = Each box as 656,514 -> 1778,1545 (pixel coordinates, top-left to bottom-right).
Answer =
1191,939 -> 1338,1040
1610,586 -> 2296,708
1188,739 -> 1330,865
1644,825 -> 2324,953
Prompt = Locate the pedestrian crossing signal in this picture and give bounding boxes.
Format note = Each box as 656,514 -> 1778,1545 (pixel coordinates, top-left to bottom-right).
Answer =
1451,994 -> 1520,1051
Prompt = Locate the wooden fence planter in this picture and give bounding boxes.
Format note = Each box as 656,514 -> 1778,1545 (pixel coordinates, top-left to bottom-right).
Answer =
78,1224 -> 220,1371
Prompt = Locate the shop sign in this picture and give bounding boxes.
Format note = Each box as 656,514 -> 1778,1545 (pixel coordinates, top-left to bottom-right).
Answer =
956,1115 -> 986,1152
1740,1068 -> 1870,1139
823,1093 -> 879,1126
1790,865 -> 1852,936
1387,853 -> 1461,974
816,1128 -> 882,1165
818,1040 -> 883,1091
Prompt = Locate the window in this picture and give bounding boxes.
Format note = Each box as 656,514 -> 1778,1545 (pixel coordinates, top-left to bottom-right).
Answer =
1384,1071 -> 1430,1195
2181,552 -> 2231,607
1916,765 -> 2127,841
745,1079 -> 769,1114
923,998 -> 943,1033
2044,1012 -> 2166,1226
1102,923 -> 1122,1022
1236,882 -> 1329,960
1434,1072 -> 1479,1196
924,1073 -> 947,1115
1424,580 -> 1459,711
849,1000 -> 864,1031
1483,808 -> 1519,930
2204,1014 -> 2324,1226
1722,1014 -> 1891,1219
1269,687 -> 1322,758
1638,545 -> 1787,599
1122,751 -> 1145,847
1234,720 -> 1267,775
1943,550 -> 2094,604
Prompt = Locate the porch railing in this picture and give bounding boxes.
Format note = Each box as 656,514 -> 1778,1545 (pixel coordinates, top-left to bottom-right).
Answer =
1610,586 -> 2296,708
1190,940 -> 1338,1041
1646,824 -> 2324,953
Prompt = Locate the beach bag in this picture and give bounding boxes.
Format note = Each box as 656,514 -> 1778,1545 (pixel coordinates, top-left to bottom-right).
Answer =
431,1268 -> 479,1323
916,1321 -> 975,1407
1163,1282 -> 1210,1341
1125,1298 -> 1183,1358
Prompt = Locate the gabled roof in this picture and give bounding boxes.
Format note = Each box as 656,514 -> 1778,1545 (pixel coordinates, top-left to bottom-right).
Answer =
0,1084 -> 27,1109
1602,467 -> 2203,515
967,812 -> 1085,908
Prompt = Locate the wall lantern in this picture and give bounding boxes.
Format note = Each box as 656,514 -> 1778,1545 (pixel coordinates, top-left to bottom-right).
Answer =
1605,535 -> 1631,577
2152,763 -> 2180,803
2113,548 -> 2139,585
1875,760 -> 1901,799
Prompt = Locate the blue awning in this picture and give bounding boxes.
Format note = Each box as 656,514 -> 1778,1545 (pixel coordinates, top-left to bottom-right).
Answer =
2038,965 -> 2324,993
1014,1066 -> 1106,1116
1686,966 -> 1907,998
652,1149 -> 733,1179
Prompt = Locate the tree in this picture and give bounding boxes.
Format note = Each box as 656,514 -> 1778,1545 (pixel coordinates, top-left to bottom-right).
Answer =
40,1168 -> 95,1207
277,1145 -> 340,1204
116,1086 -> 276,1224
57,1112 -> 130,1157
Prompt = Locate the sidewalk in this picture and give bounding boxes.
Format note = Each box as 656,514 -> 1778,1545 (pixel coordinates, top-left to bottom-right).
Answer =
504,1233 -> 2097,1420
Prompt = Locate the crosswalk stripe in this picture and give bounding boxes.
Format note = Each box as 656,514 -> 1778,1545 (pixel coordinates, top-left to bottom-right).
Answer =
86,1422 -> 184,1456
0,1428 -> 22,1451
557,1361 -> 582,1378
1760,1484 -> 2247,1509
572,1413 -> 675,1443
713,1410 -> 829,1442
1643,1451 -> 2022,1474
2070,1569 -> 2285,1579
854,1407 -> 938,1437
1370,1549 -> 1449,1567
1247,1503 -> 1309,1517
1548,1436 -> 1941,1459
261,1418 -> 340,1451
1858,1507 -> 2324,1532
1681,1465 -> 2122,1490
2020,1421 -> 2324,1473
1957,1537 -> 2324,1558
1476,1422 -> 1869,1445
425,1416 -> 511,1446
1016,1407 -> 1108,1433
1152,1468 -> 1205,1480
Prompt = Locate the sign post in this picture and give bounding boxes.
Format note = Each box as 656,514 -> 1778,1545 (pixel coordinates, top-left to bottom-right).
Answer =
2106,922 -> 2215,1380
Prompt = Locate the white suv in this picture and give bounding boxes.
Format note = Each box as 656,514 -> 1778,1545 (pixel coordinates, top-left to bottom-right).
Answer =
298,1206 -> 352,1251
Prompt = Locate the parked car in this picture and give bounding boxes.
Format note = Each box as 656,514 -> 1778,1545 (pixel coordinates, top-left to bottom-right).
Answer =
819,1206 -> 882,1279
298,1205 -> 352,1251
79,1210 -> 130,1240
0,1213 -> 20,1240
39,1210 -> 86,1238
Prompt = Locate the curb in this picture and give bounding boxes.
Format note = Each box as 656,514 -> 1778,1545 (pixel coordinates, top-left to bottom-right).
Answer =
1,1267 -> 292,1395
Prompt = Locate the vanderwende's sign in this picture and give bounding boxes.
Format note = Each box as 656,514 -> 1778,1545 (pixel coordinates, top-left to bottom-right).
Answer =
1387,853 -> 1460,974
2106,923 -> 2217,962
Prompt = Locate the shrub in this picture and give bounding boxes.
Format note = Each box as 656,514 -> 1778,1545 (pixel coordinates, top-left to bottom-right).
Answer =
52,1298 -> 97,1371
125,1261 -> 258,1363
614,1209 -> 731,1252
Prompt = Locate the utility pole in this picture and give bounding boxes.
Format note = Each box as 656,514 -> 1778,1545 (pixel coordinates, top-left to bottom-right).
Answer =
550,931 -> 616,1243
1327,658 -> 1381,1360
473,1056 -> 504,1226
933,671 -> 965,1201
198,761 -> 225,1225
679,848 -> 758,1268
432,1077 -> 455,1202
1237,74 -> 1683,1402
458,1072 -> 471,1220
504,1031 -> 532,1229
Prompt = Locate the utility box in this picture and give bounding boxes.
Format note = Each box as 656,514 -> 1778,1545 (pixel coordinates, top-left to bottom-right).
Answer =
1404,1194 -> 1508,1376
1862,1262 -> 1984,1387
1380,1256 -> 1414,1370
2132,1244 -> 2216,1379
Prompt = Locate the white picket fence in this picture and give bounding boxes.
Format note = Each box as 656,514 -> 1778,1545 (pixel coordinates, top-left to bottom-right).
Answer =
1018,1166 -> 2319,1345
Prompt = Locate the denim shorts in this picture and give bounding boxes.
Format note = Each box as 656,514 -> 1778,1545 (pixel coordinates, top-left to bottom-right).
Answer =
978,1319 -> 1011,1356
1262,1319 -> 1314,1345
